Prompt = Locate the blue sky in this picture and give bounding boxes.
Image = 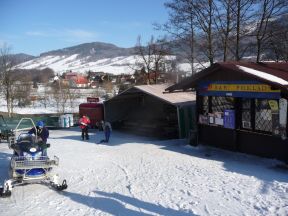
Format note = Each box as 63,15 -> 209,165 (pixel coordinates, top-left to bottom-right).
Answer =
0,0 -> 168,56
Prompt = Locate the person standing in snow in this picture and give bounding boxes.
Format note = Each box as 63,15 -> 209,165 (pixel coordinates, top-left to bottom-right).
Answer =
28,120 -> 49,155
79,115 -> 90,140
99,121 -> 112,143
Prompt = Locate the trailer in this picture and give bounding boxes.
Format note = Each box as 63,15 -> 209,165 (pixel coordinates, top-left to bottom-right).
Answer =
79,97 -> 104,127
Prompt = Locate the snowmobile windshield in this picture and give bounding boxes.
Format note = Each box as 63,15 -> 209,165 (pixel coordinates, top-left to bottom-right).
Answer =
17,133 -> 39,153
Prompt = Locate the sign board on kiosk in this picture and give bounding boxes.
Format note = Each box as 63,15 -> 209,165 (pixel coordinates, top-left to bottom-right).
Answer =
224,110 -> 235,129
198,81 -> 281,99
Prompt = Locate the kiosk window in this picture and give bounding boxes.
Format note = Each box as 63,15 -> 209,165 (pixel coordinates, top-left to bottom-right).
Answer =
203,96 -> 209,114
255,99 -> 272,133
211,96 -> 234,112
241,99 -> 252,129
198,94 -> 281,136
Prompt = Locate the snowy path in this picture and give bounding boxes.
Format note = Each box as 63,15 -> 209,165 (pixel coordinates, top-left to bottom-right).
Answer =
0,128 -> 288,216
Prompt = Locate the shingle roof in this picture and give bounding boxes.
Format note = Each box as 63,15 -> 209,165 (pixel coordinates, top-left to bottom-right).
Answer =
107,84 -> 196,107
135,84 -> 196,106
166,62 -> 288,92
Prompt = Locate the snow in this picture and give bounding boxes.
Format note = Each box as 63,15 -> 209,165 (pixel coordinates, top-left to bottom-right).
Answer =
0,98 -> 83,114
16,54 -> 194,75
1,128 -> 288,216
0,88 -> 106,115
237,65 -> 288,85
176,62 -> 210,74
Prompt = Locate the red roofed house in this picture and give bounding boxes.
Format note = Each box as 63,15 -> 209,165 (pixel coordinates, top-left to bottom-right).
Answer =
75,76 -> 90,88
64,72 -> 90,88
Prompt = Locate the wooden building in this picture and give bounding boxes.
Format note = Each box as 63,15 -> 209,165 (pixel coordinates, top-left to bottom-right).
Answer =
166,62 -> 288,162
104,84 -> 196,139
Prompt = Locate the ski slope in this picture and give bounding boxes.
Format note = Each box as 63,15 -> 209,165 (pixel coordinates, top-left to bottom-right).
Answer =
0,128 -> 287,216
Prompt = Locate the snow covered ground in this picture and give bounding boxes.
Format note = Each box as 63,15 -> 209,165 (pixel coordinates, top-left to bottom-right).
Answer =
0,128 -> 288,216
16,53 -> 206,76
0,89 -> 97,114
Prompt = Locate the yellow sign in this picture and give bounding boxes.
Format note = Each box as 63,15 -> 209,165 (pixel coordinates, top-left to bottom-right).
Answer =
268,100 -> 279,111
208,84 -> 280,93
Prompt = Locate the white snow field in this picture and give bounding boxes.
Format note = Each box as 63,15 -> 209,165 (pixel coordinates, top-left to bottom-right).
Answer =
0,128 -> 288,216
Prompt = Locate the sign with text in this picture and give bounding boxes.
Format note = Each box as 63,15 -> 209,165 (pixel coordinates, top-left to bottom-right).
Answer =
207,84 -> 280,93
87,97 -> 100,103
198,81 -> 281,99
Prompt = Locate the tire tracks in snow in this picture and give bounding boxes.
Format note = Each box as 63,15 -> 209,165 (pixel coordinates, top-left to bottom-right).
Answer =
111,161 -> 146,214
111,161 -> 133,195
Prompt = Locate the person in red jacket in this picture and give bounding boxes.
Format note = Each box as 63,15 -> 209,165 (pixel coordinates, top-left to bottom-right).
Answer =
79,115 -> 90,140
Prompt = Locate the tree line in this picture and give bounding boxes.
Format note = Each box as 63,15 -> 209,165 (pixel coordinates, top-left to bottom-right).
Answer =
0,45 -> 83,116
152,0 -> 288,75
0,45 -> 117,116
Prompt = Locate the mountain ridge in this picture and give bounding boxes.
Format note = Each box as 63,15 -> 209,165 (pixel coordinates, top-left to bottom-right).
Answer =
15,41 -> 192,75
39,42 -> 135,60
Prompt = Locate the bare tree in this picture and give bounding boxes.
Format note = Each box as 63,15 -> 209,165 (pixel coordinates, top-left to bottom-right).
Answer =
38,83 -> 52,108
253,0 -> 288,62
161,0 -> 218,68
134,36 -> 153,84
134,36 -> 170,84
50,78 -> 69,114
50,77 -> 82,114
193,0 -> 218,65
60,84 -> 73,113
51,82 -> 61,113
215,0 -> 255,61
159,0 -> 197,74
133,67 -> 147,85
0,44 -> 17,117
67,87 -> 80,109
265,15 -> 288,61
230,0 -> 256,60
215,0 -> 236,61
14,80 -> 32,107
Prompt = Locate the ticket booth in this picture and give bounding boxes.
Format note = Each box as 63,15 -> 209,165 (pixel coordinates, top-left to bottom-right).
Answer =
166,62 -> 288,162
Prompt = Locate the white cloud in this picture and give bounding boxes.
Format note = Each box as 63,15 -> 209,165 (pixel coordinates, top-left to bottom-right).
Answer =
25,28 -> 99,41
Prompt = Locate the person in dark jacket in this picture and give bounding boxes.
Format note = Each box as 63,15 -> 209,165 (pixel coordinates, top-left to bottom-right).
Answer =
99,121 -> 112,143
28,121 -> 49,155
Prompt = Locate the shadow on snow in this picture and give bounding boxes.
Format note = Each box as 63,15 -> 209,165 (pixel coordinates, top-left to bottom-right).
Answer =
53,128 -> 158,146
0,151 -> 12,183
160,142 -> 288,194
63,190 -> 197,216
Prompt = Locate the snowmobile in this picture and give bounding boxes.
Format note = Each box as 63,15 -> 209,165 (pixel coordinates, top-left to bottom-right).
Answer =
0,118 -> 67,197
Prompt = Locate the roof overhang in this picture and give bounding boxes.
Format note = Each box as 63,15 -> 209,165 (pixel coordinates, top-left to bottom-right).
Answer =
105,84 -> 196,107
166,62 -> 288,95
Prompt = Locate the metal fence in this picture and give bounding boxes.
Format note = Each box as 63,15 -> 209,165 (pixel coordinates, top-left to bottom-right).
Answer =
2,114 -> 78,131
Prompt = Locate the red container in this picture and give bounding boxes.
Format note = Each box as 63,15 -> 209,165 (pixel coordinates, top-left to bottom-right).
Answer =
79,102 -> 104,127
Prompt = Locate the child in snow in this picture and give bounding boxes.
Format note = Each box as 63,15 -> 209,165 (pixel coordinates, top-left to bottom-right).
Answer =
79,115 -> 91,140
99,121 -> 112,143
